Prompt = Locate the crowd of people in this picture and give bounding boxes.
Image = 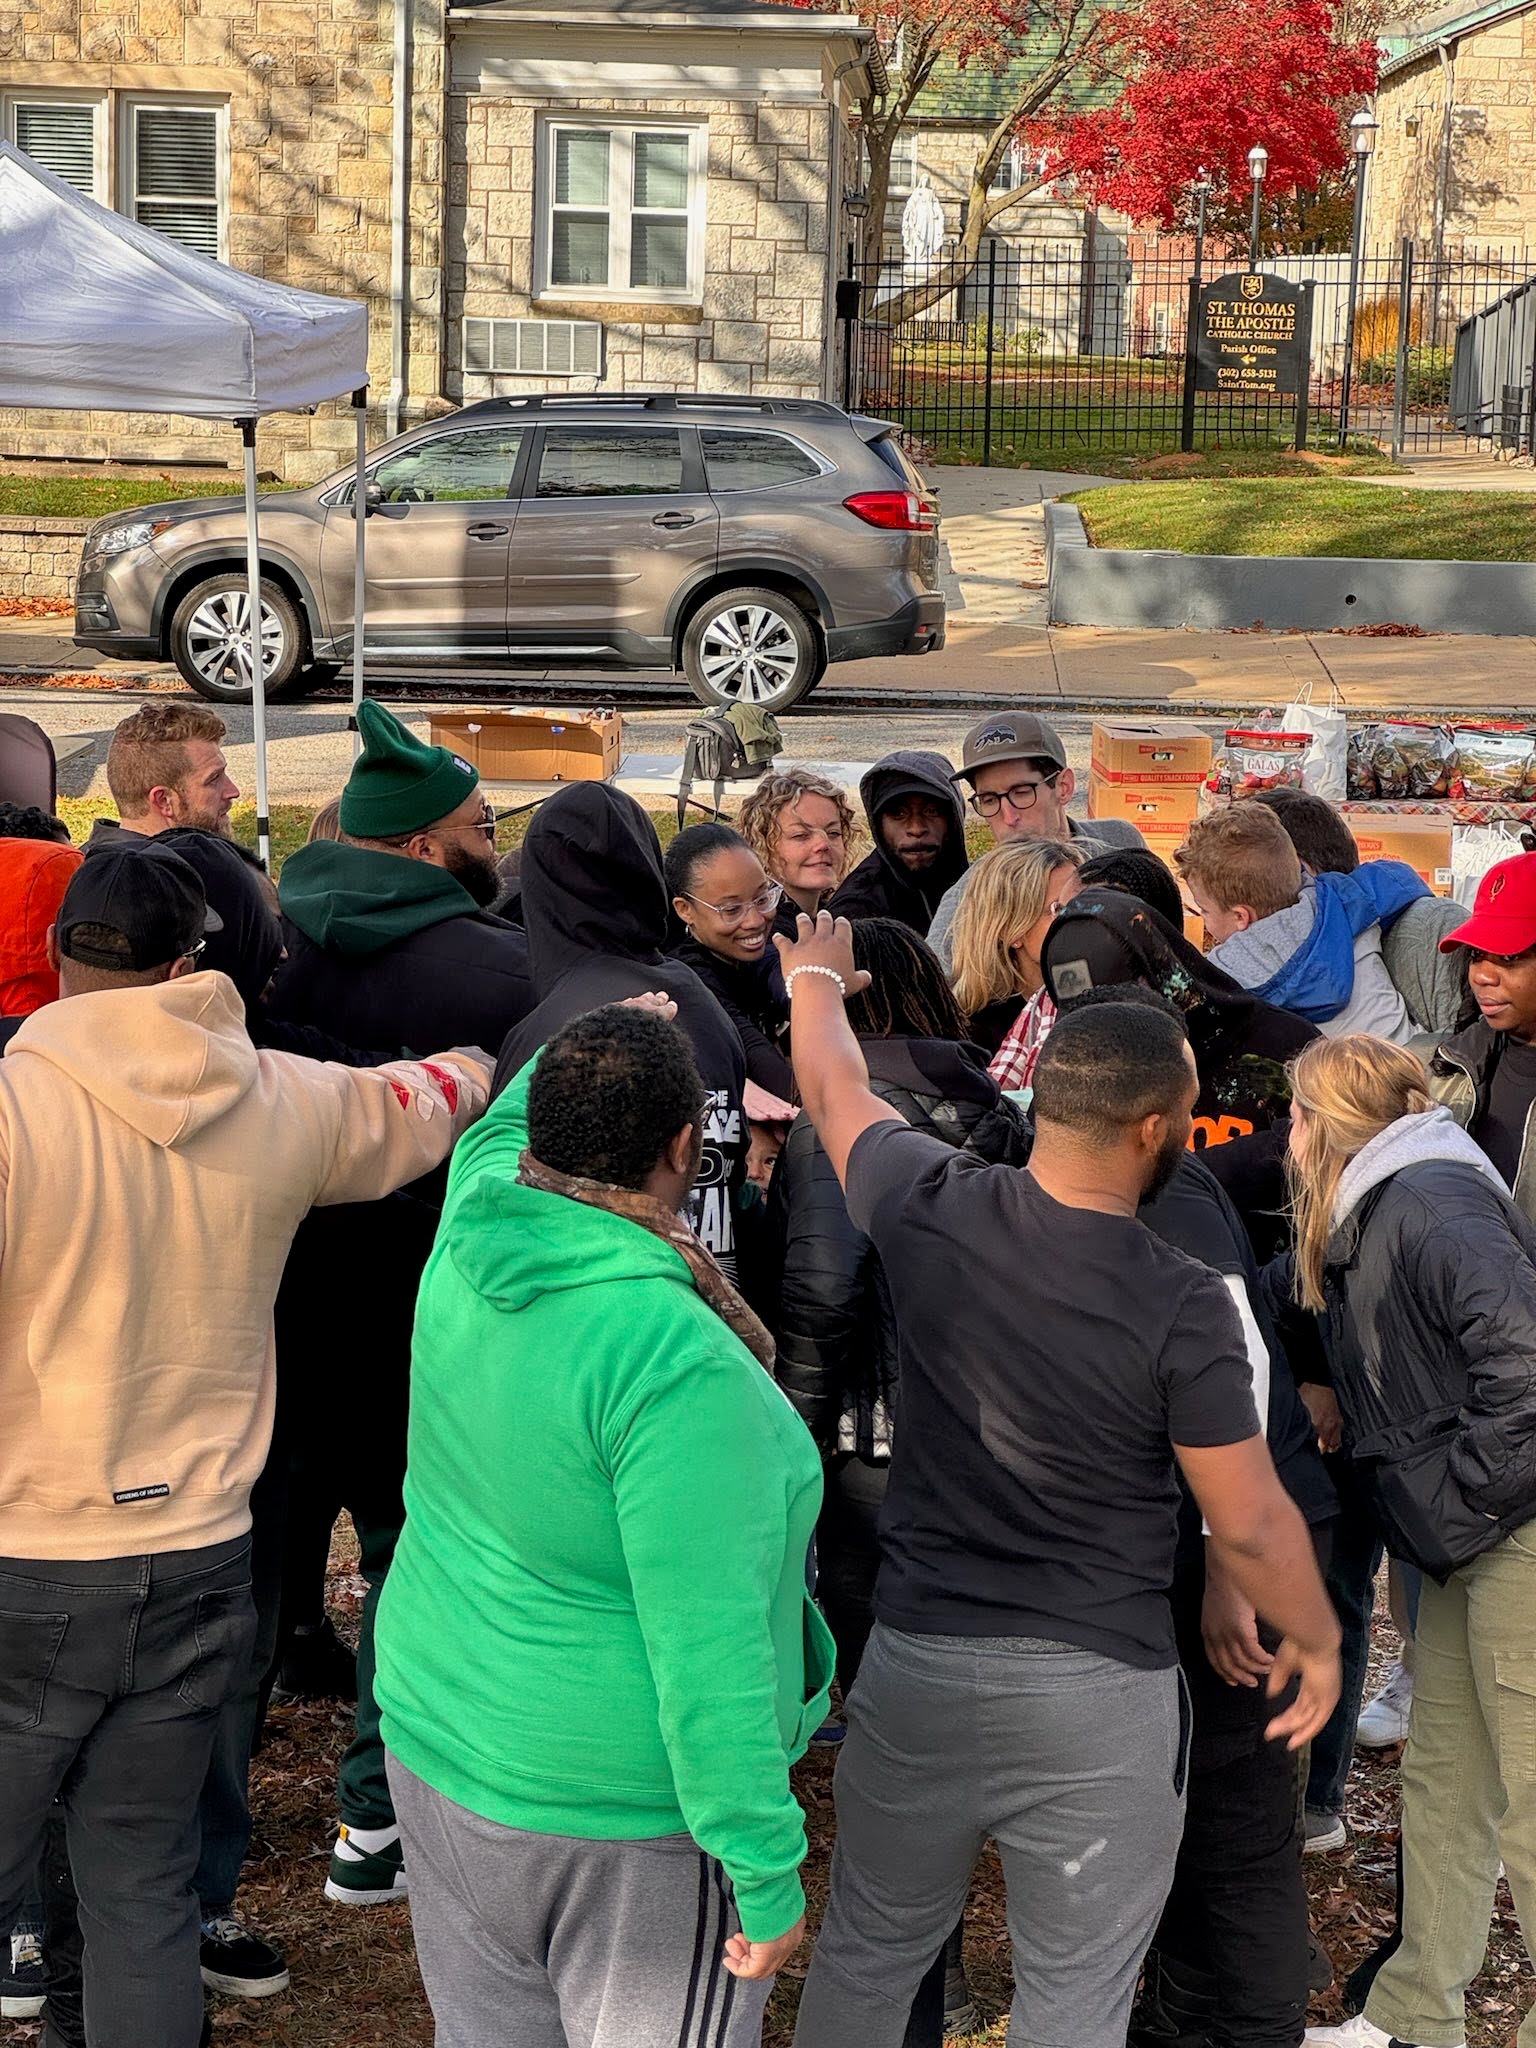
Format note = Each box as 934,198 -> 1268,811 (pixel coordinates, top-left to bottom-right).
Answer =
0,697 -> 1530,2048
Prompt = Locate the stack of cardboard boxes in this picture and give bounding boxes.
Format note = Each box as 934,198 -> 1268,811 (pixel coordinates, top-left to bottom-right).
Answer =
1088,720 -> 1214,948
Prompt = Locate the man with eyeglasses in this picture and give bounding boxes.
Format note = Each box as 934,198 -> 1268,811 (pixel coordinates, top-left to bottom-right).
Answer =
927,714 -> 1147,967
0,841 -> 491,2048
260,699 -> 535,1915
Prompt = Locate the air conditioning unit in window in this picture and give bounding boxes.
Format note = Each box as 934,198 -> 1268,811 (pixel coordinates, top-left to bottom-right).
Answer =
463,317 -> 604,379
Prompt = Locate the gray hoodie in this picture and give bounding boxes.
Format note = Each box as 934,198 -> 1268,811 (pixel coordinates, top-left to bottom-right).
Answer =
1211,880 -> 1417,1048
1333,1104 -> 1509,1232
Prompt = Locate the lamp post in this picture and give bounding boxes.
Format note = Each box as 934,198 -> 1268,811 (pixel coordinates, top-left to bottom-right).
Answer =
1192,166 -> 1213,288
1338,107 -> 1379,448
1247,144 -> 1269,269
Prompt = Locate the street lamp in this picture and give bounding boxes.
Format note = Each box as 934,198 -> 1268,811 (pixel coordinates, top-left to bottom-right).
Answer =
1247,143 -> 1269,269
1192,166 -> 1213,287
1338,108 -> 1380,447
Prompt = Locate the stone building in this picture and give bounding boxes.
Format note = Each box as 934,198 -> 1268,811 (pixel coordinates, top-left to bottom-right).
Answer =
0,0 -> 875,478
1374,0 -> 1536,252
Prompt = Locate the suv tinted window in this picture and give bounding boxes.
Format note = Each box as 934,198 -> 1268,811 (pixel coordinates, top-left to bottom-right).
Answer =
370,428 -> 524,502
535,426 -> 684,498
702,429 -> 822,492
870,434 -> 925,490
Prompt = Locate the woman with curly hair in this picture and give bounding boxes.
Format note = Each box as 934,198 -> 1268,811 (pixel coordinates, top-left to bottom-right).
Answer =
740,768 -> 859,939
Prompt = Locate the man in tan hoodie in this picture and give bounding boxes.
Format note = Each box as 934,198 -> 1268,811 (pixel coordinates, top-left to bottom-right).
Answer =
0,841 -> 491,2048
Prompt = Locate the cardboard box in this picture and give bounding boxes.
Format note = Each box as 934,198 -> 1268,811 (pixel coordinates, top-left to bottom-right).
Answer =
1091,720 -> 1213,786
1344,815 -> 1455,897
428,707 -> 622,785
1088,772 -> 1202,833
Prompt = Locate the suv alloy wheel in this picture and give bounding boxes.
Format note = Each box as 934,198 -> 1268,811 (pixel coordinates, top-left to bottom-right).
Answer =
169,573 -> 307,704
681,585 -> 824,713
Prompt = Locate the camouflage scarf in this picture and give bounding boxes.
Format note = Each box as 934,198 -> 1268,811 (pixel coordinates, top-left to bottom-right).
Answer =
517,1151 -> 775,1371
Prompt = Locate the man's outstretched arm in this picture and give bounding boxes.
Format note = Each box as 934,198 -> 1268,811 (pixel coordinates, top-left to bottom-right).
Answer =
774,912 -> 901,1188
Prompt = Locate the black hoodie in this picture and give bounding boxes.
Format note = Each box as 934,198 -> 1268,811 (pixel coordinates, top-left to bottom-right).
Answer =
828,751 -> 969,938
494,785 -> 749,1273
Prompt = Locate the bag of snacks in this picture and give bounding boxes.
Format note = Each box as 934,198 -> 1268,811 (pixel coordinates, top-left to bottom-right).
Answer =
1206,728 -> 1309,802
1451,725 -> 1536,803
1350,721 -> 1456,801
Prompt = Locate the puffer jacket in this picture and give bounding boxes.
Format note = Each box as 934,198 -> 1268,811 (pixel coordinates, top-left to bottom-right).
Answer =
1428,1016 -> 1536,1221
1306,1106 -> 1536,1579
768,1036 -> 1029,1456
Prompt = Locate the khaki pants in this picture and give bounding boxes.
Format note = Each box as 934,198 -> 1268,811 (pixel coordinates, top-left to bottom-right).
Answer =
1365,1519 -> 1536,2048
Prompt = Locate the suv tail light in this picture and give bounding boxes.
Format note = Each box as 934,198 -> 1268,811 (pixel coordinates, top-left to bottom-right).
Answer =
842,490 -> 938,532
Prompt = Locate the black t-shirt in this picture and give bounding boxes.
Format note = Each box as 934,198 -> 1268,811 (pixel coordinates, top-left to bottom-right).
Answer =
846,1119 -> 1261,1669
1473,1036 -> 1536,1188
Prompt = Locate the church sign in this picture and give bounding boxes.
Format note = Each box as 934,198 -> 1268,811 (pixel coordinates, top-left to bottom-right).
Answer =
1193,272 -> 1310,399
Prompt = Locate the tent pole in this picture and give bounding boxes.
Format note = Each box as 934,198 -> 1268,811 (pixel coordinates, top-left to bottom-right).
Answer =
352,385 -> 367,758
240,420 -> 271,871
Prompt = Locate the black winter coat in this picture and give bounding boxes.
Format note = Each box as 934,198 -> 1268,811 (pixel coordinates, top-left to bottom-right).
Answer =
768,1036 -> 1029,1456
668,933 -> 792,1098
1280,1152 -> 1536,1579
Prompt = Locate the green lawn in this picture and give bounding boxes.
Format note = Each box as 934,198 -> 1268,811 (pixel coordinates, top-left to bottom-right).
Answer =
1071,478 -> 1536,561
0,476 -> 274,518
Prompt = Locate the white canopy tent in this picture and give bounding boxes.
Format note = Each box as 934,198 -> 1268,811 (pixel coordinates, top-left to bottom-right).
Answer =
0,139 -> 371,862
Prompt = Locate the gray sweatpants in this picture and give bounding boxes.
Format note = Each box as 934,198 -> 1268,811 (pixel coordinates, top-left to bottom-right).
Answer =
792,1623 -> 1190,2048
387,1754 -> 774,2048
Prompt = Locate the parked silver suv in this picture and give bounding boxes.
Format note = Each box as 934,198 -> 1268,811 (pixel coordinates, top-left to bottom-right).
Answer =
74,393 -> 945,713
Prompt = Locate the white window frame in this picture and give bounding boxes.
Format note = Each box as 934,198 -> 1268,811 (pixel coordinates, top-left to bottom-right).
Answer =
535,118 -> 707,308
887,129 -> 919,197
119,96 -> 229,262
1,90 -> 109,202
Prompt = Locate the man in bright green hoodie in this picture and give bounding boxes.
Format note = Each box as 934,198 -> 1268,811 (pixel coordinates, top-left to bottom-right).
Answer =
376,1001 -> 833,2048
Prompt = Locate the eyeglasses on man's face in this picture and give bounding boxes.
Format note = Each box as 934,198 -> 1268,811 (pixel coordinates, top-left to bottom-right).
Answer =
968,770 -> 1062,819
684,880 -> 784,930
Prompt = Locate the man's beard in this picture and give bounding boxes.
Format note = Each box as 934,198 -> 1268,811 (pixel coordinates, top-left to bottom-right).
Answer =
1142,1124 -> 1188,1205
445,841 -> 500,907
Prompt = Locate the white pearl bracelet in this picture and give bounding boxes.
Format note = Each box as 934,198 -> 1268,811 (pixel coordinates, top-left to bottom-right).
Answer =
785,964 -> 848,1000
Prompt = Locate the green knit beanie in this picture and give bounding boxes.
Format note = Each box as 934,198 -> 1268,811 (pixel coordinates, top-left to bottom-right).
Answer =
339,700 -> 481,840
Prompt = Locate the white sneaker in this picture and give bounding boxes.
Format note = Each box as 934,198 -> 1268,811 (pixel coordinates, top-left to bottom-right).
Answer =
1357,1659 -> 1414,1748
1306,2019 -> 1463,2048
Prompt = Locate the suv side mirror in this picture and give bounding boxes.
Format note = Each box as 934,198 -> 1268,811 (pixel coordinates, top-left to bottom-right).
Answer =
359,481 -> 384,517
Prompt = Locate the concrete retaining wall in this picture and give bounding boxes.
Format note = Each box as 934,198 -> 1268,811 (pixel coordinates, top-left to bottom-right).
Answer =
0,519 -> 88,602
1046,498 -> 1536,635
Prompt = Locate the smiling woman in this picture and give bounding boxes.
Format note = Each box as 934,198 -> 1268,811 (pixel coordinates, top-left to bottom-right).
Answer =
666,821 -> 793,1097
739,768 -> 859,934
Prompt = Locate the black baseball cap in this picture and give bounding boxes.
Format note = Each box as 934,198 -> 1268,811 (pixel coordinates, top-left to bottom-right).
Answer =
58,841 -> 222,971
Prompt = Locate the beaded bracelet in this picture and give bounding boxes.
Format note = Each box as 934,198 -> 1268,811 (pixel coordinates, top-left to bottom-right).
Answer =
784,964 -> 848,1001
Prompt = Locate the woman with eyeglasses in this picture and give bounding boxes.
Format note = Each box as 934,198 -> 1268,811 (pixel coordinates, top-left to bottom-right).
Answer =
667,823 -> 793,1097
740,769 -> 859,939
948,837 -> 1085,1061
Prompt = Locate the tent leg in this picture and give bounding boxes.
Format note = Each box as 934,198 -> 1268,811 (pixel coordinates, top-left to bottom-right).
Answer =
351,385 -> 367,758
241,420 -> 271,871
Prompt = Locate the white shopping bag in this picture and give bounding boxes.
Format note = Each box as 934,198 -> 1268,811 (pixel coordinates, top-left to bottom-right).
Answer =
1281,684 -> 1348,802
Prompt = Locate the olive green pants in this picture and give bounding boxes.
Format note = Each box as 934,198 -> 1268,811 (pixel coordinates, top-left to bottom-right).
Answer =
1365,1519 -> 1536,2048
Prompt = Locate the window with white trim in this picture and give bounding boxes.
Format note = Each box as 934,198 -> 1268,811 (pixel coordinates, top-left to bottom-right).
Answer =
888,130 -> 919,196
539,121 -> 706,304
2,94 -> 106,199
126,103 -> 222,257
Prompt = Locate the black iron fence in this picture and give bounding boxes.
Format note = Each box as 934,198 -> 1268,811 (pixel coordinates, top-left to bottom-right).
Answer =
844,238 -> 1536,465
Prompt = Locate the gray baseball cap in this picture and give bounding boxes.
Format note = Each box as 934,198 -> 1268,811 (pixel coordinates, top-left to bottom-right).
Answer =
952,713 -> 1069,784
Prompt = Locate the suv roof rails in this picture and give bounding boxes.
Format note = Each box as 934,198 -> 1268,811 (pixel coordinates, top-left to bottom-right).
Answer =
456,392 -> 849,420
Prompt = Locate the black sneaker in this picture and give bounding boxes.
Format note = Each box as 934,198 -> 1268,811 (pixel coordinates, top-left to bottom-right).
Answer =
942,1961 -> 979,2037
269,1616 -> 357,1705
200,1915 -> 290,1998
1,1929 -> 44,2019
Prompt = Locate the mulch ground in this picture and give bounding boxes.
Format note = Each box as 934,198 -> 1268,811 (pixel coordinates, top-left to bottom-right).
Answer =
4,1554 -> 1529,2047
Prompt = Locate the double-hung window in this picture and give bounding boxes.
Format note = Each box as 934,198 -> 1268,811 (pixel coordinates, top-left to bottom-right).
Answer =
540,121 -> 705,305
3,94 -> 105,199
2,93 -> 224,257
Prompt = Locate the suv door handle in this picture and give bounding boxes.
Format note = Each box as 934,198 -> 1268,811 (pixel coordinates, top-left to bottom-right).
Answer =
652,511 -> 696,529
465,522 -> 509,539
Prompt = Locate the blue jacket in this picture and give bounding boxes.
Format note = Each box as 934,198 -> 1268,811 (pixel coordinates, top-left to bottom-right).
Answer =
1215,862 -> 1428,1025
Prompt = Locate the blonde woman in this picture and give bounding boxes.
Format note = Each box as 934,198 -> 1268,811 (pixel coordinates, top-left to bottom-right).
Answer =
1284,1035 -> 1536,2048
740,768 -> 859,937
948,837 -> 1082,1073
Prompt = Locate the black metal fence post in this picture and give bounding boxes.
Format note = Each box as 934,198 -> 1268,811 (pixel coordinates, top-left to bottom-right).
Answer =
982,240 -> 998,467
1180,276 -> 1201,453
1391,239 -> 1414,460
1294,284 -> 1315,452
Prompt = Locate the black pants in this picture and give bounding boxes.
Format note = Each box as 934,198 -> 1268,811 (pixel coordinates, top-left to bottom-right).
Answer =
1136,1540 -> 1331,2048
0,1537 -> 254,2048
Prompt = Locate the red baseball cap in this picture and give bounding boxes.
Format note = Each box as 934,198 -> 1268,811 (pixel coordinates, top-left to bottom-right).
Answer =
1440,852 -> 1536,956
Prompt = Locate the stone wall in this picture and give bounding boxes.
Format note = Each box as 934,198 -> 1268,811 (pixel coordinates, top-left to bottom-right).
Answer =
0,0 -> 443,481
447,93 -> 837,400
0,518 -> 88,599
1375,18 -> 1536,252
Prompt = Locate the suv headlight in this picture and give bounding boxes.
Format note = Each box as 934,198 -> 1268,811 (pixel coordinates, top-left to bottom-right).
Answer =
83,518 -> 171,562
